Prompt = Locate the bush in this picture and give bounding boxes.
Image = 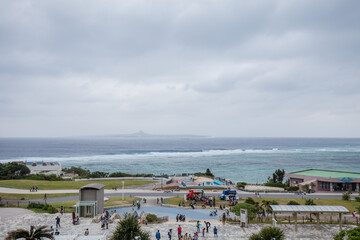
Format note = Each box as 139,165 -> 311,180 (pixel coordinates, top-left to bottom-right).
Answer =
269,200 -> 279,205
27,203 -> 58,214
287,200 -> 300,205
111,214 -> 150,240
245,197 -> 256,205
342,193 -> 351,201
109,172 -> 153,177
146,214 -> 158,223
355,196 -> 360,202
232,203 -> 257,217
334,226 -> 360,240
285,186 -> 299,191
249,226 -> 285,240
304,199 -> 316,205
237,182 -> 247,189
264,182 -> 286,188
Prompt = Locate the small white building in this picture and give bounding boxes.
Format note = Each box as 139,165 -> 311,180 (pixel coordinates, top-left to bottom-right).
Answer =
24,161 -> 62,176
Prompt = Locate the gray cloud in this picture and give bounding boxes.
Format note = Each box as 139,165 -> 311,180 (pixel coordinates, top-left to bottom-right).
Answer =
0,0 -> 359,137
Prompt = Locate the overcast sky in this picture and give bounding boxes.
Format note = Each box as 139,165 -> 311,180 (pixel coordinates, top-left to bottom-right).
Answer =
0,0 -> 359,138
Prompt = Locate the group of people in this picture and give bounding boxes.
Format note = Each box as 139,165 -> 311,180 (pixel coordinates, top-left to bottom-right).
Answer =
29,186 -> 38,192
157,197 -> 164,204
175,214 -> 186,222
155,223 -> 218,240
100,211 -> 110,230
132,200 -> 141,210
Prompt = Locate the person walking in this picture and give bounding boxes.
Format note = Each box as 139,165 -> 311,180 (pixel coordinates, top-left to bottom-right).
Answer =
202,228 -> 205,237
168,230 -> 172,239
196,221 -> 201,233
156,230 -> 161,240
206,221 -> 211,233
213,226 -> 218,237
176,214 -> 179,222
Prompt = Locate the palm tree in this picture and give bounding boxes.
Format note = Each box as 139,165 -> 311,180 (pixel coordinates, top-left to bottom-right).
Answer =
111,213 -> 150,240
6,225 -> 54,240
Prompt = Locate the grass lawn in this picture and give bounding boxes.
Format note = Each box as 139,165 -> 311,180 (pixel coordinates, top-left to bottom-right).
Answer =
0,193 -> 78,200
0,180 -> 155,190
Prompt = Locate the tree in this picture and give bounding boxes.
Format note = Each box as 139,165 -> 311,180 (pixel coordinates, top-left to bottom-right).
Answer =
111,214 -> 150,240
232,203 -> 257,217
249,226 -> 285,240
0,162 -> 30,179
287,200 -> 300,205
205,168 -> 214,177
304,199 -> 316,206
6,225 -> 54,240
266,169 -> 286,187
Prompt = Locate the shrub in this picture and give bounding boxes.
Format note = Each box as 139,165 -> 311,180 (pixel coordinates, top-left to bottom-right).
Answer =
287,200 -> 300,205
285,186 -> 299,191
334,226 -> 360,240
269,200 -> 279,205
27,203 -> 58,214
249,226 -> 285,240
146,214 -> 158,223
236,182 -> 247,189
111,214 -> 150,240
342,193 -> 350,201
304,199 -> 316,205
245,197 -> 256,205
355,196 -> 360,202
232,203 -> 257,217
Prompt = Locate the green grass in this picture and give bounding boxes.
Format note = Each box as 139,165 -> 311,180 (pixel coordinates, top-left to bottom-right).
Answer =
0,193 -> 78,200
0,180 -> 155,190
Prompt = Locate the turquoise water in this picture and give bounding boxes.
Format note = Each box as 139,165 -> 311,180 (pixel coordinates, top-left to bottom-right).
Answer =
0,137 -> 359,182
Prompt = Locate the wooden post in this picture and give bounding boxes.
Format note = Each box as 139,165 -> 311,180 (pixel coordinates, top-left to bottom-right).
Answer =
339,213 -> 342,231
272,212 -> 275,227
294,212 -> 298,232
316,213 -> 320,230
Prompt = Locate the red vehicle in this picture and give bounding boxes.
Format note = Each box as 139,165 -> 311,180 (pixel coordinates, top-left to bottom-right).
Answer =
186,189 -> 204,200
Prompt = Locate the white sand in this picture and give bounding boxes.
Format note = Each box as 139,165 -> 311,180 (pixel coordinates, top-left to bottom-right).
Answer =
0,208 -> 356,240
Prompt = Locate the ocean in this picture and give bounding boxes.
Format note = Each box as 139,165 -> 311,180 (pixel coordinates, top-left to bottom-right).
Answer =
0,137 -> 359,183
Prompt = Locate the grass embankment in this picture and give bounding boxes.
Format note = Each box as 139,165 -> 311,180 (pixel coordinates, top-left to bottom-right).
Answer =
1,196 -> 139,213
0,180 -> 155,190
0,193 -> 78,200
164,197 -> 360,212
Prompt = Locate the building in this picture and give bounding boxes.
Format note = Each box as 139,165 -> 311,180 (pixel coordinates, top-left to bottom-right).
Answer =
76,183 -> 105,217
23,161 -> 62,176
286,169 -> 360,192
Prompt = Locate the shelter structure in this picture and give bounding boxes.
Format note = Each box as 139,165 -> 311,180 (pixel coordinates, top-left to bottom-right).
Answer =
286,169 -> 360,192
270,205 -> 349,232
76,183 -> 105,217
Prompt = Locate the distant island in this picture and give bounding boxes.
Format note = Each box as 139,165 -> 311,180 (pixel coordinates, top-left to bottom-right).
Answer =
102,130 -> 209,138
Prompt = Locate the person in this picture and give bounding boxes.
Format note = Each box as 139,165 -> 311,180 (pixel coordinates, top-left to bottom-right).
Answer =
177,225 -> 182,239
85,228 -> 89,236
206,221 -> 211,233
213,226 -> 218,237
168,230 -> 172,239
60,206 -> 64,215
105,217 -> 109,229
55,229 -> 60,236
353,211 -> 356,217
156,230 -> 161,240
50,226 -> 54,235
196,221 -> 201,233
56,216 -> 60,228
202,228 -> 205,237
44,194 -> 47,201
176,214 -> 179,222
157,198 -> 160,204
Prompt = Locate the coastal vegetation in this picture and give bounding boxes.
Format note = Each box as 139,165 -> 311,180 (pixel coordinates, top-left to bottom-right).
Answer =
334,226 -> 360,240
249,227 -> 285,240
6,225 -> 54,240
62,166 -> 154,178
0,179 -> 155,190
111,214 -> 150,240
0,162 -> 30,180
265,169 -> 288,188
27,203 -> 58,214
194,168 -> 214,178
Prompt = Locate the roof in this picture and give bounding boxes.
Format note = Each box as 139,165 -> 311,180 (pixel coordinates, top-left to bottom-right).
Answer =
80,183 -> 105,190
289,169 -> 360,179
270,205 -> 349,213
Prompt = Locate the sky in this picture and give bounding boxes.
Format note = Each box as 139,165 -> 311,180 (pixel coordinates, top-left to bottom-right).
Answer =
0,0 -> 359,138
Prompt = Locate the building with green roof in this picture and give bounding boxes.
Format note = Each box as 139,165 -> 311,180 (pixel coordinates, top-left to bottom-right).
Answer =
286,169 -> 360,192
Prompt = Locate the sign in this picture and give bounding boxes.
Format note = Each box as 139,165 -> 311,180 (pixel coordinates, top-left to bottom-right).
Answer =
240,208 -> 248,228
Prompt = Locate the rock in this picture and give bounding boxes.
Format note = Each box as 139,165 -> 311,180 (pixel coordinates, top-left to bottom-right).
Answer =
109,213 -> 121,223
